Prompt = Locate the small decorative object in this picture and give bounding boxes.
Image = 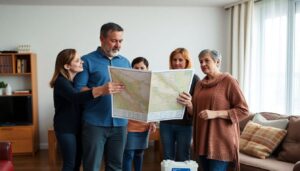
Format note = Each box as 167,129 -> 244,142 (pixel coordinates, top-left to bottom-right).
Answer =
5,83 -> 12,95
17,44 -> 31,53
13,89 -> 30,94
161,160 -> 198,171
0,81 -> 8,95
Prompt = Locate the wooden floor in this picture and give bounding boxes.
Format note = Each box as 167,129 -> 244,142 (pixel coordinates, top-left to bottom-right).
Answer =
13,142 -> 161,171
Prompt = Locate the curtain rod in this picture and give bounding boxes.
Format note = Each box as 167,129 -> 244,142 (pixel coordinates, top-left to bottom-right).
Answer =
224,0 -> 261,10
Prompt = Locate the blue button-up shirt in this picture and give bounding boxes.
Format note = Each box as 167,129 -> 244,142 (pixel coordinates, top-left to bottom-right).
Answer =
74,47 -> 131,127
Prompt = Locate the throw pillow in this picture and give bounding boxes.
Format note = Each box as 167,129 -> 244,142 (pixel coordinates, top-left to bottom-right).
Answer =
240,121 -> 287,159
252,113 -> 289,129
277,116 -> 300,163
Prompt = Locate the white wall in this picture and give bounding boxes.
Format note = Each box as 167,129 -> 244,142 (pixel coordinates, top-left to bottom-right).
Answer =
0,5 -> 227,148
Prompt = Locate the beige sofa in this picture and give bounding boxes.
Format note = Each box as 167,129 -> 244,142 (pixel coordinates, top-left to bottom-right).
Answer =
239,112 -> 300,171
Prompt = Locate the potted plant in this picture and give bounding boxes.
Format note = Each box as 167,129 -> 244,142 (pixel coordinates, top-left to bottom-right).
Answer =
0,81 -> 7,95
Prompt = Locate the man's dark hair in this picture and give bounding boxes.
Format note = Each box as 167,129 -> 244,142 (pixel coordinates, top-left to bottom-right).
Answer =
100,22 -> 123,38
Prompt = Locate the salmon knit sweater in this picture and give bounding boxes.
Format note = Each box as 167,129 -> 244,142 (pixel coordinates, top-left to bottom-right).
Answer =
192,73 -> 249,170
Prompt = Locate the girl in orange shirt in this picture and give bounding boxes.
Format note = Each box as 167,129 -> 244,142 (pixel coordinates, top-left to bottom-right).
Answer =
122,57 -> 156,171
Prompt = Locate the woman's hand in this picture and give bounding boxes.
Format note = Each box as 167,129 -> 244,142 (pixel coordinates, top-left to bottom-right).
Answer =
177,92 -> 193,115
198,110 -> 229,120
149,122 -> 157,133
92,82 -> 125,97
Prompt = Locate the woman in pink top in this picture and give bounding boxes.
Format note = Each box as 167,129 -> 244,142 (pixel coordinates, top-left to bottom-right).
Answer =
177,49 -> 249,171
122,57 -> 156,171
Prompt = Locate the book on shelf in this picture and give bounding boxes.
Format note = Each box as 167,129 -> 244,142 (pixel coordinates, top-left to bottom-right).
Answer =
21,59 -> 27,73
17,59 -> 22,73
13,90 -> 31,94
0,55 -> 13,73
16,59 -> 27,73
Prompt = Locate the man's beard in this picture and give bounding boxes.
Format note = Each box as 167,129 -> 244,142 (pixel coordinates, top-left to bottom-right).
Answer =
103,47 -> 119,58
109,49 -> 119,57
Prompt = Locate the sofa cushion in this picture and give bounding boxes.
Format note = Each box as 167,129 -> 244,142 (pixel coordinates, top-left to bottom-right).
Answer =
240,152 -> 294,171
258,112 -> 288,120
240,121 -> 287,159
239,112 -> 288,132
278,116 -> 300,163
252,113 -> 289,129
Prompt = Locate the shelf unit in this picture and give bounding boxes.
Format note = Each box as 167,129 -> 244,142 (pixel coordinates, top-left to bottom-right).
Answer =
0,53 -> 39,155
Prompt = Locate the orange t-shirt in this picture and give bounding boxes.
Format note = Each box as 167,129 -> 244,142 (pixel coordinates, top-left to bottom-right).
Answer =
127,120 -> 149,132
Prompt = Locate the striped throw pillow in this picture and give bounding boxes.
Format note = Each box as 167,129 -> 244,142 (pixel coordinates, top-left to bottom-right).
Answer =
240,121 -> 287,159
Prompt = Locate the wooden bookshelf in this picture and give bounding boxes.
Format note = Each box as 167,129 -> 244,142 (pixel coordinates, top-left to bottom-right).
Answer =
0,53 -> 39,155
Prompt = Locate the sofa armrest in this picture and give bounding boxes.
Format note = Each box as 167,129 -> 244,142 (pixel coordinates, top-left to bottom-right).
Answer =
294,161 -> 300,171
0,141 -> 12,161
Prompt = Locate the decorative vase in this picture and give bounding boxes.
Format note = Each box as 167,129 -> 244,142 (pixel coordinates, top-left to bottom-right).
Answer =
5,84 -> 12,95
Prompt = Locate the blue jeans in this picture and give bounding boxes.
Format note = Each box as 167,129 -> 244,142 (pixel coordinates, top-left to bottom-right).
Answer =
81,122 -> 127,171
55,132 -> 81,171
159,122 -> 192,161
123,149 -> 144,171
198,156 -> 229,171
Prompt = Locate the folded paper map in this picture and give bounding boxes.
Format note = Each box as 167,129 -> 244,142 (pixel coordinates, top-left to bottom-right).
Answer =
109,66 -> 194,122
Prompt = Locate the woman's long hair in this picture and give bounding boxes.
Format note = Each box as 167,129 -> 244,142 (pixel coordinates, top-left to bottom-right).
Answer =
49,49 -> 76,88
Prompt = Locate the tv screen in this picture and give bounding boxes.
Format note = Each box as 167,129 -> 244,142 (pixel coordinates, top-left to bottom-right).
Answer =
0,96 -> 32,126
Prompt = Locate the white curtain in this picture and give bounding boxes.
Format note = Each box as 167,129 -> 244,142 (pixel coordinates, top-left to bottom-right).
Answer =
293,1 -> 300,114
226,0 -> 254,90
245,0 -> 288,113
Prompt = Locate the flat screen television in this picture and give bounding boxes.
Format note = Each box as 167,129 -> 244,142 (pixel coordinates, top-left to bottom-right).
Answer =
0,96 -> 32,126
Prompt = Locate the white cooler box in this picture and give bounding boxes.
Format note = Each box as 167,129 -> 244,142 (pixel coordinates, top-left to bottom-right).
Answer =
161,160 -> 198,171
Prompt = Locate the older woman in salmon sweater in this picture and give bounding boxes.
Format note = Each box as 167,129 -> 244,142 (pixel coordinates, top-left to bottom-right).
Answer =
177,49 -> 249,171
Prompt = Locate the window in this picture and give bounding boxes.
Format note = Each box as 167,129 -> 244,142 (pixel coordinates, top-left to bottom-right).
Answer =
246,0 -> 300,115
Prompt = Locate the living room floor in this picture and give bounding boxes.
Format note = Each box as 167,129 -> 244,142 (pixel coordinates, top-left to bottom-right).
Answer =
13,142 -> 161,171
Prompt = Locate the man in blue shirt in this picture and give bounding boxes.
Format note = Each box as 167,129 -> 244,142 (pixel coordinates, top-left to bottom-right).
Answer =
74,22 -> 131,171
